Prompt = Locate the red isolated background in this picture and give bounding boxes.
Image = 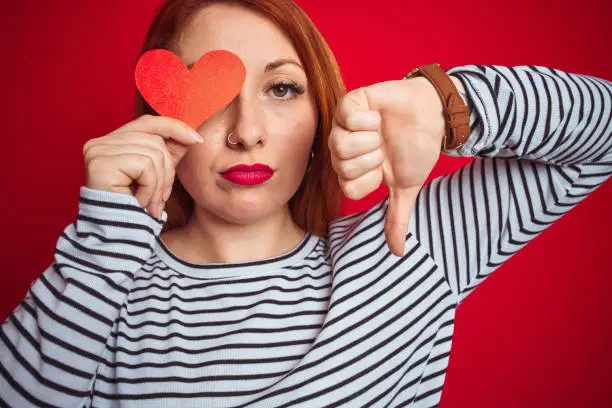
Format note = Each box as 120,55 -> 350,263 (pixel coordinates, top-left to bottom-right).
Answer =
1,0 -> 610,406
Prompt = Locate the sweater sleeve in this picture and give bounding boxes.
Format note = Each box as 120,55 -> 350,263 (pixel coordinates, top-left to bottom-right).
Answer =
408,65 -> 612,305
0,187 -> 165,407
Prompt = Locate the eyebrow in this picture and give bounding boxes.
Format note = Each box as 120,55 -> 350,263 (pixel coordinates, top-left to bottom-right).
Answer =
186,58 -> 303,72
265,58 -> 304,72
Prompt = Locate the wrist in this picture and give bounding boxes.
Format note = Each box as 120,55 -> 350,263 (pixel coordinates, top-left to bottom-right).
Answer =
403,76 -> 447,145
404,65 -> 471,151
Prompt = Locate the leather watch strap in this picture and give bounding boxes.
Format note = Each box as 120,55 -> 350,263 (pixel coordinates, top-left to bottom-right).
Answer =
404,63 -> 470,151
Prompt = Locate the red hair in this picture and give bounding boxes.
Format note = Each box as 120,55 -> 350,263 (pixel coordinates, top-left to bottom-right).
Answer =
136,0 -> 345,237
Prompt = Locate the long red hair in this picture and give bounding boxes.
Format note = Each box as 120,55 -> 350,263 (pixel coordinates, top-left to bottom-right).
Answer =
136,0 -> 345,237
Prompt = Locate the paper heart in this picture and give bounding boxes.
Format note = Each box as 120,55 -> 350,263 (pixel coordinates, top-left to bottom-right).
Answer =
135,49 -> 246,129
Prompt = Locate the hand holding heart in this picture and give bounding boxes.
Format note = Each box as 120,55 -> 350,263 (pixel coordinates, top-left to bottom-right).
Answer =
84,115 -> 204,219
329,77 -> 451,257
83,50 -> 246,219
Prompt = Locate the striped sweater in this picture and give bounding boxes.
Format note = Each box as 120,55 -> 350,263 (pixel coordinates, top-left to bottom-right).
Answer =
1,65 -> 610,408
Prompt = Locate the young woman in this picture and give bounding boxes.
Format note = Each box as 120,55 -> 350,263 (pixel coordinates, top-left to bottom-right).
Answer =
1,0 -> 610,407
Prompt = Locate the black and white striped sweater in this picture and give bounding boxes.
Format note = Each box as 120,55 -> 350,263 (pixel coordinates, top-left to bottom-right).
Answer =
1,65 -> 610,407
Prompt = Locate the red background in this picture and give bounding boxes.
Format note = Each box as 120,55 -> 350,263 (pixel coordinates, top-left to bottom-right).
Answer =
1,0 -> 610,406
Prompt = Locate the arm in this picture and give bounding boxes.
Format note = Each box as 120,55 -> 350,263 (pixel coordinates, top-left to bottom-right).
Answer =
410,65 -> 612,304
0,188 -> 164,407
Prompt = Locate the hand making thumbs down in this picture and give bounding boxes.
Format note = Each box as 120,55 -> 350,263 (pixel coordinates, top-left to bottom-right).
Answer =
329,76 -> 462,256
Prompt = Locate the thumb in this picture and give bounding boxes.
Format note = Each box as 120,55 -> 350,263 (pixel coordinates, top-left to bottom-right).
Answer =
334,87 -> 372,129
167,139 -> 192,167
385,187 -> 420,256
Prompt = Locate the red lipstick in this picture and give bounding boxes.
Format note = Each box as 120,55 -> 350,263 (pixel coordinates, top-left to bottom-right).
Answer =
220,163 -> 274,186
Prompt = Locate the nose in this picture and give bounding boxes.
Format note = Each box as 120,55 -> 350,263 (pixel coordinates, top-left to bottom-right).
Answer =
225,93 -> 266,150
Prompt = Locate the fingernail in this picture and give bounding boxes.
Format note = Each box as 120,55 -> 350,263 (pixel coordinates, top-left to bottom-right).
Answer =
157,202 -> 165,218
189,128 -> 203,143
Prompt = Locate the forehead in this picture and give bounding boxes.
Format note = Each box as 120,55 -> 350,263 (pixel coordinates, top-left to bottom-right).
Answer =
176,3 -> 300,69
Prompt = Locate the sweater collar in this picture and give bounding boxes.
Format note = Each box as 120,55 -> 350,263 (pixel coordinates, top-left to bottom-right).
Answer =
152,233 -> 324,279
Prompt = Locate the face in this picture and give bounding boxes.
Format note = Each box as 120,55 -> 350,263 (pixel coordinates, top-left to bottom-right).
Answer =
173,3 -> 318,225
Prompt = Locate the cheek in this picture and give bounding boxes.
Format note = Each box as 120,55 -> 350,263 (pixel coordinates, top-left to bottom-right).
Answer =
282,105 -> 317,148
176,129 -> 226,180
283,119 -> 315,157
175,145 -> 215,188
269,96 -> 317,145
278,119 -> 317,182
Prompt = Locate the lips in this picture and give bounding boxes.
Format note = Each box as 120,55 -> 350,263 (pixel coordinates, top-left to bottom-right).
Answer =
220,163 -> 274,186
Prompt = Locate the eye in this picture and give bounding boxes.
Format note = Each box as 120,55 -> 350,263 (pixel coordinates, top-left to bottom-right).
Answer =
272,84 -> 291,98
268,81 -> 305,101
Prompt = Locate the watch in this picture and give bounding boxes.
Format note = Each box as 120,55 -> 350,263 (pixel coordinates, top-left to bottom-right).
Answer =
404,63 -> 471,151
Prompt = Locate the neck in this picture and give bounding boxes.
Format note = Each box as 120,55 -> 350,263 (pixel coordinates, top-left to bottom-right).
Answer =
161,205 -> 307,265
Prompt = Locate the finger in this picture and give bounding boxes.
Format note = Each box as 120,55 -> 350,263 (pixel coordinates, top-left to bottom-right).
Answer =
333,148 -> 385,180
86,155 -> 134,196
86,144 -> 166,189
161,140 -> 190,200
116,114 -> 203,146
340,110 -> 381,132
328,123 -> 350,167
334,88 -> 377,131
164,139 -> 191,167
330,130 -> 382,160
339,167 -> 384,200
384,187 -> 420,257
88,144 -> 166,215
124,154 -> 162,217
110,129 -> 193,167
90,154 -> 160,212
88,132 -> 177,200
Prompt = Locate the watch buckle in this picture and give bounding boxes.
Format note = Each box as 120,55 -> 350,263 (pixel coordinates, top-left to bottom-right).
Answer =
404,67 -> 421,79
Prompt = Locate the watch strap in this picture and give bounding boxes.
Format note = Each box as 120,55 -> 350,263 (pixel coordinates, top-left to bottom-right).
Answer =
404,63 -> 470,151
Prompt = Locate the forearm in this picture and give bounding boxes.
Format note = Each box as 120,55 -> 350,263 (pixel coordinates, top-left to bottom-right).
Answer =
0,188 -> 164,406
411,65 -> 611,303
445,65 -> 612,166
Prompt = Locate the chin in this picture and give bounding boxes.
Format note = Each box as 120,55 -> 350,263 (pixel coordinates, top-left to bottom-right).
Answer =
219,204 -> 279,225
192,183 -> 298,225
212,194 -> 288,225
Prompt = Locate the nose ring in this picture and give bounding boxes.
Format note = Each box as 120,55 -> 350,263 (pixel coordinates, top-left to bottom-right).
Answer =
227,132 -> 240,145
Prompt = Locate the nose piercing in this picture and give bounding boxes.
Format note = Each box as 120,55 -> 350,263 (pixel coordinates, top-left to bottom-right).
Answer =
227,132 -> 240,145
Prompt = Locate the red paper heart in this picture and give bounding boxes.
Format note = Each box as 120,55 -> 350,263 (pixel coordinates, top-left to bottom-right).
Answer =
135,49 -> 246,129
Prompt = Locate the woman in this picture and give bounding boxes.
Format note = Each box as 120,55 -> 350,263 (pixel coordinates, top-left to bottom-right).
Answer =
1,0 -> 610,407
